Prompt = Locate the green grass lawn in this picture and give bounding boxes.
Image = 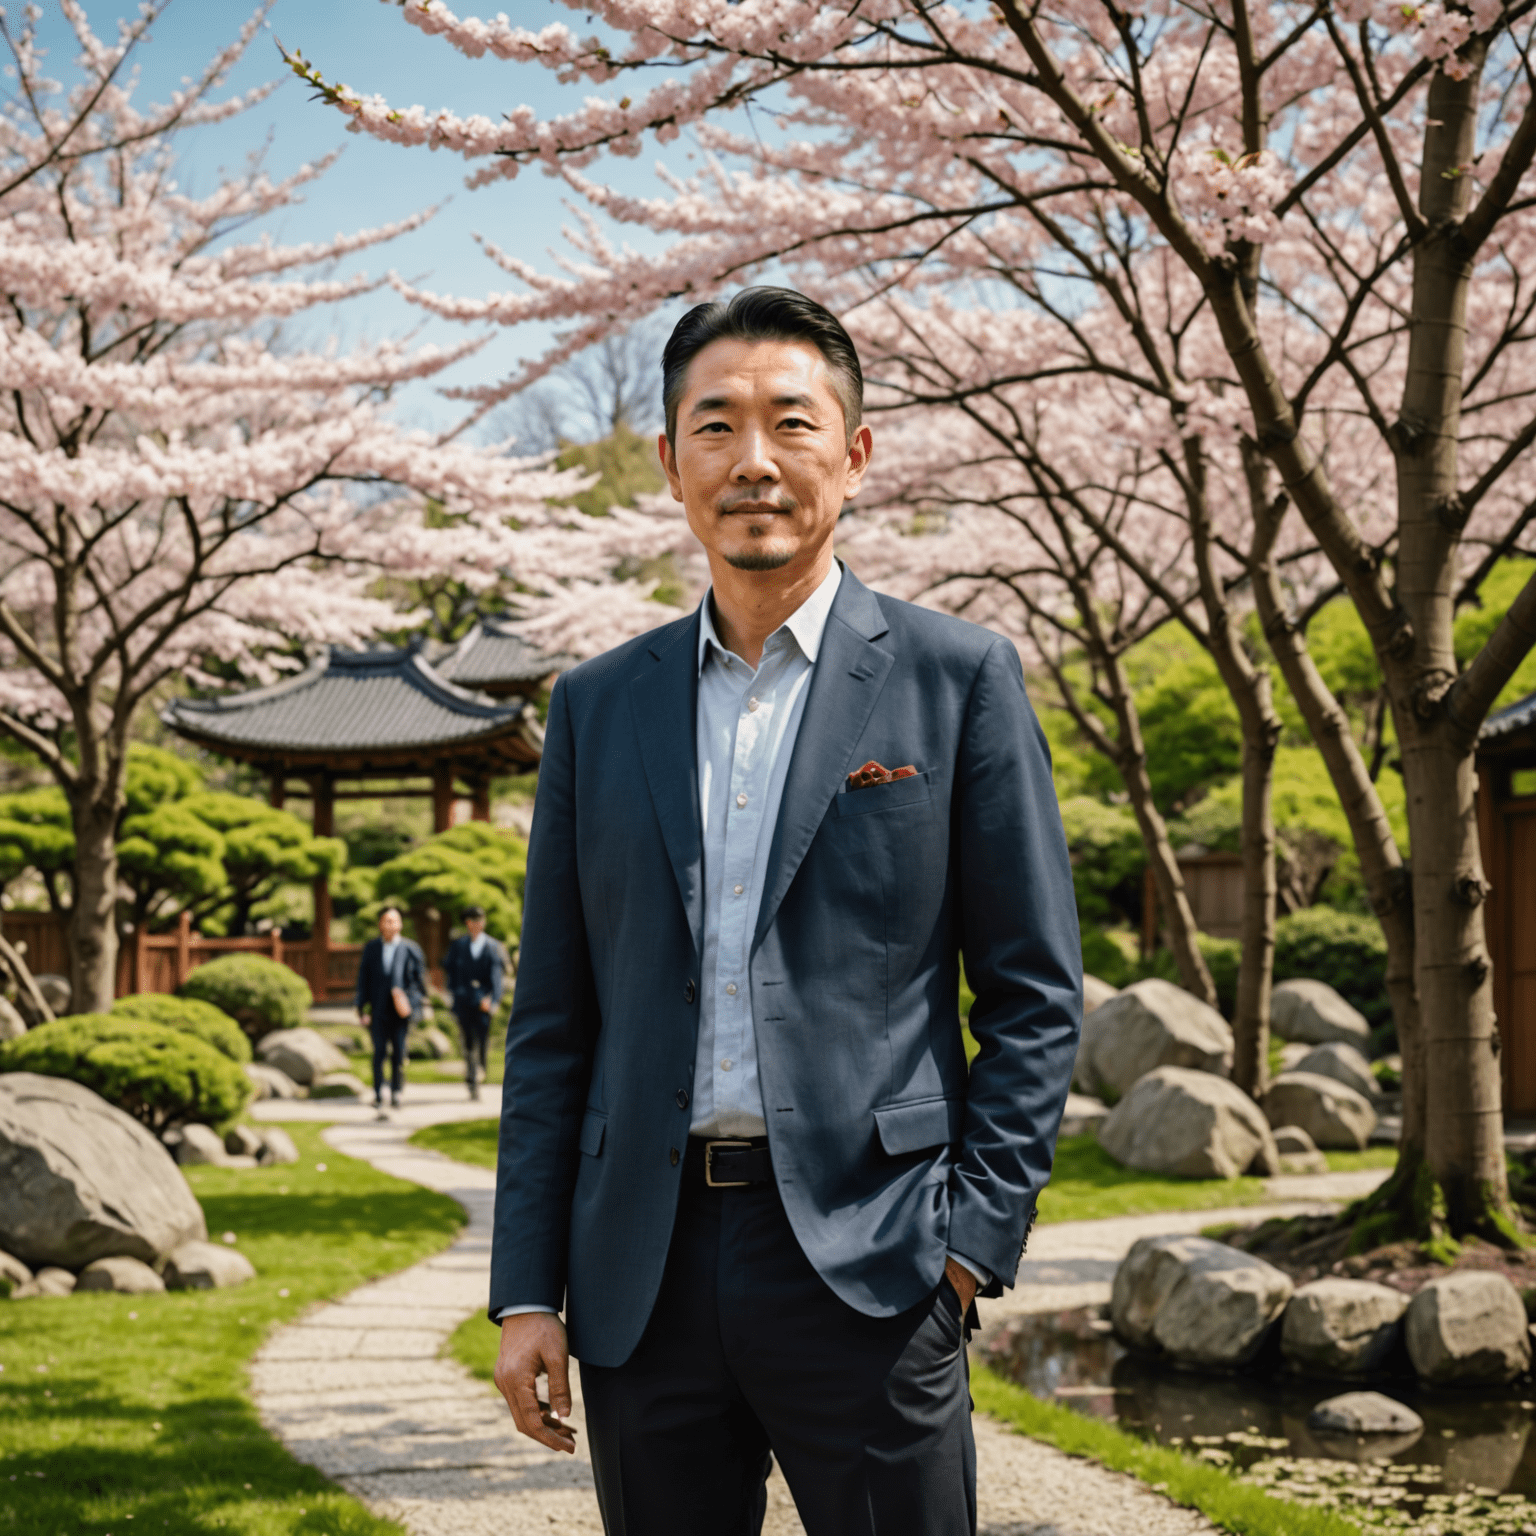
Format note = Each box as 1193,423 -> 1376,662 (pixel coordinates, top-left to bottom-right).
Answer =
409,1119 -> 1399,1231
0,1122 -> 464,1536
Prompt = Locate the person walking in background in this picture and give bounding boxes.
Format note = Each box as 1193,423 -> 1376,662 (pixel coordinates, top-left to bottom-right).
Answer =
355,904 -> 426,1114
491,288 -> 1081,1534
443,904 -> 505,1101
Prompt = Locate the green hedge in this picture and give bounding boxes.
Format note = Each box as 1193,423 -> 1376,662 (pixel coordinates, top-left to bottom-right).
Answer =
1273,907 -> 1389,1029
178,954 -> 312,1041
111,993 -> 252,1063
0,1013 -> 252,1131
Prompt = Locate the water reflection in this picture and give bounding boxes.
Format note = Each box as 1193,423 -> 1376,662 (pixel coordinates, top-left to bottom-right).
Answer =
982,1307 -> 1536,1499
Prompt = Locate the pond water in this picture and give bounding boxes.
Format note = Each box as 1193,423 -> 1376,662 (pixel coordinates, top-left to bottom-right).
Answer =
983,1307 -> 1536,1530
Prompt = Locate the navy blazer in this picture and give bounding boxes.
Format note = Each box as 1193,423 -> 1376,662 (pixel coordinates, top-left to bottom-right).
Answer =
443,934 -> 506,1019
354,936 -> 426,1026
490,568 -> 1082,1367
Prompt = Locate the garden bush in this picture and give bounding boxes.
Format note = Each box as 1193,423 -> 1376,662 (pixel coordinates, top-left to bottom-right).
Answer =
0,1013 -> 251,1131
178,953 -> 312,1041
1273,906 -> 1390,1030
110,993 -> 252,1063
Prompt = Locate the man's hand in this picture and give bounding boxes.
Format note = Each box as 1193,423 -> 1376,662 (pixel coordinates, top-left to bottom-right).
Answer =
481,995 -> 493,1012
493,1313 -> 577,1454
357,1008 -> 368,1027
944,1256 -> 978,1314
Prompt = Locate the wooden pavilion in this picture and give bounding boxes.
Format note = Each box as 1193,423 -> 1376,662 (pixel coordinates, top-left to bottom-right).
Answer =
1478,689 -> 1536,1113
163,637 -> 558,998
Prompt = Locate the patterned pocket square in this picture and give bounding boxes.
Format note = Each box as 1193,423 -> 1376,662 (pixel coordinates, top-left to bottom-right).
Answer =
847,759 -> 918,792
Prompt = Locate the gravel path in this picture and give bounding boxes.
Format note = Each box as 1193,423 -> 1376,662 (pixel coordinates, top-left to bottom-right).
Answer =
248,1087 -> 1383,1535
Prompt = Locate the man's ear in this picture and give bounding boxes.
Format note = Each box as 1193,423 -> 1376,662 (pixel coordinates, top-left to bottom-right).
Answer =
844,423 -> 874,497
658,432 -> 684,503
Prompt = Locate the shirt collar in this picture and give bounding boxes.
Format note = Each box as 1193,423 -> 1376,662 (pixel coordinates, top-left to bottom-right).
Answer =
697,559 -> 843,675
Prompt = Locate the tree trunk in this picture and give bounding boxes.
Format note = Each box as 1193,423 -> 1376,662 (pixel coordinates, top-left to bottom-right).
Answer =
1248,453 -> 1430,1236
1391,56 -> 1513,1241
68,794 -> 119,1014
1101,647 -> 1218,1006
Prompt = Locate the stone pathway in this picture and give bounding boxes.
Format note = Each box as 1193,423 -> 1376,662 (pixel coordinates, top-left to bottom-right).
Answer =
249,1087 -> 1385,1536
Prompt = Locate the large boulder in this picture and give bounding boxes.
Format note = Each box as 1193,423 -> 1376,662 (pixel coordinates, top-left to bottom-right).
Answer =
16,1265 -> 76,1297
1281,1278 -> 1409,1376
309,1070 -> 368,1100
1405,1272 -> 1531,1386
1059,1093 -> 1110,1140
244,1062 -> 301,1100
1272,1124 -> 1329,1175
1270,979 -> 1370,1048
1263,1072 -> 1376,1150
255,1027 -> 348,1087
163,1239 -> 255,1290
0,997 -> 26,1042
1082,975 -> 1119,1015
1099,1066 -> 1279,1180
1112,1234 -> 1293,1369
34,974 -> 71,1015
173,1124 -> 229,1167
1073,979 -> 1233,1100
0,1072 -> 206,1268
1293,1042 -> 1380,1100
1308,1391 -> 1423,1437
0,1248 -> 32,1293
223,1124 -> 263,1159
77,1255 -> 166,1294
257,1127 -> 299,1166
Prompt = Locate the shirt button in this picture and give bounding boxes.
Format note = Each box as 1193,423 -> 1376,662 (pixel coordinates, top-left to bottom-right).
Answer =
733,883 -> 744,895
747,697 -> 759,712
676,1089 -> 689,1110
725,982 -> 737,996
721,1058 -> 733,1071
736,792 -> 748,808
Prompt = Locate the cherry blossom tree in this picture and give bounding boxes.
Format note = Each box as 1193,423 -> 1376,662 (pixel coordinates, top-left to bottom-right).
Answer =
306,0 -> 1536,1238
0,5 -> 618,1012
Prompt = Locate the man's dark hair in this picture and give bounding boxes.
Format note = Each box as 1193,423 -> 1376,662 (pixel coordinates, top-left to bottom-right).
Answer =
661,287 -> 863,447
462,905 -> 486,922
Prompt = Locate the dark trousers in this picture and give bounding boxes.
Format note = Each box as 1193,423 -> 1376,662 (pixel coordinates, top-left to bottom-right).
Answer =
369,1018 -> 408,1099
580,1141 -> 976,1536
454,1004 -> 490,1086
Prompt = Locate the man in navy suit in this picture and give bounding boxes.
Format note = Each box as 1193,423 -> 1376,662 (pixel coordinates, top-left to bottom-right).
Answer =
489,288 -> 1081,1534
354,904 -> 426,1112
442,904 -> 505,1100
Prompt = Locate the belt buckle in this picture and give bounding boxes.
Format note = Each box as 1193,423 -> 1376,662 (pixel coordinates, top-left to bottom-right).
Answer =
704,1139 -> 753,1189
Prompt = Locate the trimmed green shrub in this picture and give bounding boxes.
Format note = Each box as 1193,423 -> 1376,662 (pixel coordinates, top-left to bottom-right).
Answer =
0,1013 -> 251,1131
110,993 -> 252,1063
1273,907 -> 1390,1030
177,953 -> 312,1041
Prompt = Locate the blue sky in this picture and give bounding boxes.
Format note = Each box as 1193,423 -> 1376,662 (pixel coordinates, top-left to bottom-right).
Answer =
29,0 -> 681,433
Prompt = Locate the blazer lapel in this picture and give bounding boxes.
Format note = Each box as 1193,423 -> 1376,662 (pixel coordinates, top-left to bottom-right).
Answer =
753,569 -> 894,951
632,610 -> 705,962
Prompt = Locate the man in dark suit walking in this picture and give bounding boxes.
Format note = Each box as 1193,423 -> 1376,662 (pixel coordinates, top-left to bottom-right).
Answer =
490,289 -> 1082,1534
355,904 -> 426,1112
443,904 -> 505,1101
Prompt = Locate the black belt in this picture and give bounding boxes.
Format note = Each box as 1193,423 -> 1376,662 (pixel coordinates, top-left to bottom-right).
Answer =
686,1136 -> 772,1188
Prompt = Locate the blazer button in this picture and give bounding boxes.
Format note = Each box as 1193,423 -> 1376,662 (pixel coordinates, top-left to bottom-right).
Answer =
676,1089 -> 689,1110
684,980 -> 696,1004
670,1147 -> 680,1166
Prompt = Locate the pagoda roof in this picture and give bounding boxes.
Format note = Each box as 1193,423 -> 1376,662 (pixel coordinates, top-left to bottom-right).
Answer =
162,646 -> 542,774
1481,688 -> 1536,747
437,617 -> 572,693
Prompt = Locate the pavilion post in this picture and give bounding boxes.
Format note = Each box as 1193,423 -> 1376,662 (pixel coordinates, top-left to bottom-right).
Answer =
432,763 -> 454,833
471,780 -> 490,822
269,773 -> 285,810
311,774 -> 334,1002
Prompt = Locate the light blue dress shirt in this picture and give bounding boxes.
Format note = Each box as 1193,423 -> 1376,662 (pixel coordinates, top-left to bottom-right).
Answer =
497,562 -> 986,1316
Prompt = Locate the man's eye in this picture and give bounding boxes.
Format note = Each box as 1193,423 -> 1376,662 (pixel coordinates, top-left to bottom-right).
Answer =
698,421 -> 730,433
780,417 -> 811,430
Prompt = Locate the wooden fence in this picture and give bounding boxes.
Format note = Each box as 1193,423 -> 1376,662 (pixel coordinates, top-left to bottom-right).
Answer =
0,909 -> 362,1004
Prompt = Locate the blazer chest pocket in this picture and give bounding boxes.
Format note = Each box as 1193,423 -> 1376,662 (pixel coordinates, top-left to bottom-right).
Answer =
579,1108 -> 607,1157
873,1094 -> 962,1156
833,770 -> 931,818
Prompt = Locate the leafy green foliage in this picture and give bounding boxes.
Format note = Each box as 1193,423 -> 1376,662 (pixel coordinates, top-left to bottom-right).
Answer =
1058,796 -> 1145,928
0,784 -> 73,904
110,993 -> 252,1064
555,420 -> 667,519
1272,907 -> 1390,1030
1136,652 -> 1244,809
367,824 -> 528,942
0,1122 -> 462,1536
115,798 -> 227,927
178,954 -> 313,1041
0,1013 -> 251,1130
1457,558 -> 1536,713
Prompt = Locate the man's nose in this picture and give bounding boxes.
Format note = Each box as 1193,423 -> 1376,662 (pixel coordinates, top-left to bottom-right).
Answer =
732,427 -> 779,483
